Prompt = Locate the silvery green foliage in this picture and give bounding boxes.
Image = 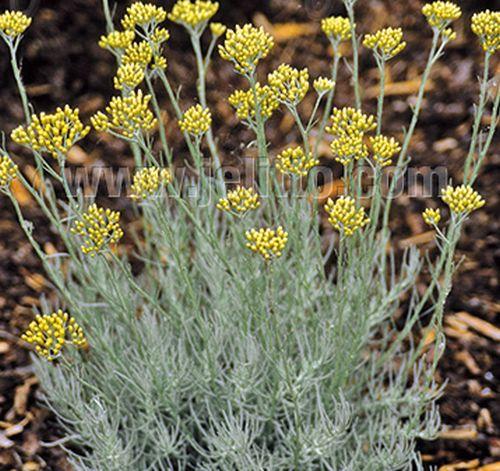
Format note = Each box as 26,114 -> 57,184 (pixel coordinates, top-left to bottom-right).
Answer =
33,186 -> 443,470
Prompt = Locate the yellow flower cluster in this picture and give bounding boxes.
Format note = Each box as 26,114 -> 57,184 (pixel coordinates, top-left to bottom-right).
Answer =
71,204 -> 123,256
0,10 -> 31,39
98,30 -> 135,50
471,10 -> 500,53
122,41 -> 153,68
228,84 -> 279,122
21,310 -> 87,361
422,2 -> 461,30
422,208 -> 441,226
91,90 -> 157,139
268,64 -> 310,106
122,2 -> 167,31
313,77 -> 336,95
275,146 -> 319,176
0,155 -> 18,188
210,22 -> 227,37
327,107 -> 376,165
363,27 -> 406,59
369,135 -> 401,167
219,24 -> 274,75
168,0 -> 219,29
321,16 -> 352,42
131,167 -> 173,200
114,63 -> 145,91
151,27 -> 170,44
324,196 -> 370,237
178,104 -> 212,136
245,226 -> 288,261
441,185 -> 485,214
217,186 -> 260,214
11,106 -> 90,159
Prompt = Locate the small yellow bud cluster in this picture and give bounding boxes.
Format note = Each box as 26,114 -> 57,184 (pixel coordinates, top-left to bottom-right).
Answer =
276,146 -> 319,177
21,310 -> 87,361
245,226 -> 288,261
0,10 -> 32,39
151,27 -> 170,44
441,185 -> 485,214
91,90 -> 157,139
324,196 -> 370,237
313,77 -> 336,95
369,135 -> 401,167
217,186 -> 260,214
219,24 -> 274,75
327,107 -> 376,165
131,167 -> 173,200
11,106 -> 90,160
422,2 -> 461,31
321,16 -> 352,42
178,104 -> 212,136
122,41 -> 153,68
0,155 -> 18,189
363,27 -> 406,59
268,64 -> 310,106
98,30 -> 135,51
168,0 -> 219,29
114,63 -> 145,91
71,204 -> 123,256
422,208 -> 441,226
471,10 -> 500,53
122,2 -> 167,31
228,84 -> 279,122
210,22 -> 227,37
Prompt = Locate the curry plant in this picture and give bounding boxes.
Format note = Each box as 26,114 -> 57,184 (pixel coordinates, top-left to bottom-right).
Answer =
1,2 -> 498,470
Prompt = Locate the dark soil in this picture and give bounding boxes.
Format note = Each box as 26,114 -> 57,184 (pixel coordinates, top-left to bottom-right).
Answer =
0,0 -> 498,469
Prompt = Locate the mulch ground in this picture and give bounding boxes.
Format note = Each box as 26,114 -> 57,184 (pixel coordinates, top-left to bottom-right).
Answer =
0,0 -> 498,469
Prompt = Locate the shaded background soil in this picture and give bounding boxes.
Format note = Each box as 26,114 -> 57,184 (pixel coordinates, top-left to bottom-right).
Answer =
0,0 -> 498,469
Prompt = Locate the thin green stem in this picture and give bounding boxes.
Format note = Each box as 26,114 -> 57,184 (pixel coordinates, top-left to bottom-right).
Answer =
190,33 -> 225,195
8,40 -> 31,123
102,0 -> 114,33
375,57 -> 386,135
345,2 -> 361,109
463,52 -> 491,183
145,73 -> 170,162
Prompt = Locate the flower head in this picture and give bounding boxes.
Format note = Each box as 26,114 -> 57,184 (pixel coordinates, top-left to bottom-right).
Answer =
0,155 -> 18,189
313,77 -> 336,95
0,10 -> 31,39
91,90 -> 157,139
168,0 -> 219,30
327,107 -> 376,136
122,2 -> 167,31
321,16 -> 352,42
114,63 -> 145,91
210,22 -> 226,37
423,208 -> 441,226
268,64 -> 310,106
228,84 -> 279,122
363,27 -> 406,59
98,30 -> 135,51
324,196 -> 370,236
327,107 -> 376,165
422,2 -> 461,30
11,106 -> 90,159
131,167 -> 173,200
471,10 -> 500,53
217,186 -> 260,214
276,146 -> 319,176
122,41 -> 153,68
441,185 -> 485,214
71,204 -> 123,256
369,135 -> 401,167
21,310 -> 87,361
245,226 -> 288,261
219,24 -> 274,75
178,104 -> 212,136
